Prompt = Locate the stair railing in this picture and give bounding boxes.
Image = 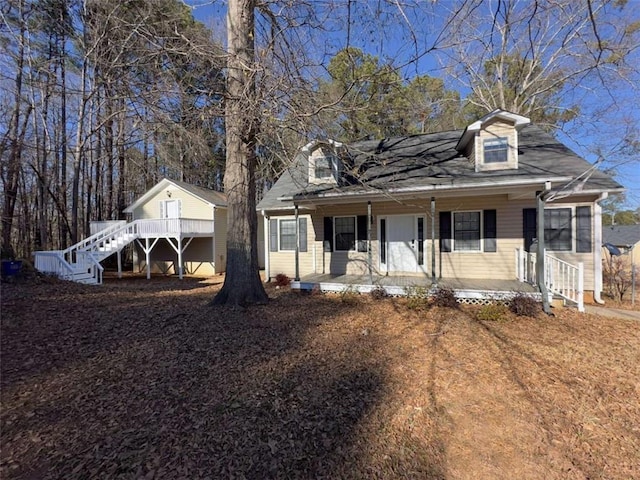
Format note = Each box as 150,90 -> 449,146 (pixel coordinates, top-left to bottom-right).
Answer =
33,251 -> 75,280
516,248 -> 584,312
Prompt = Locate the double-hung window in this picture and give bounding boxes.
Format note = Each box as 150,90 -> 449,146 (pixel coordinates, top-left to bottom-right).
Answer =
484,137 -> 508,164
453,211 -> 481,251
334,216 -> 356,251
279,219 -> 297,251
315,155 -> 336,180
544,208 -> 572,251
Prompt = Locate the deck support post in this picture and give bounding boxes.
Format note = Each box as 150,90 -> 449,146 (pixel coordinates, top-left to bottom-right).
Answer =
294,204 -> 300,281
145,238 -> 151,280
177,236 -> 183,279
431,197 -> 436,284
117,249 -> 122,279
367,201 -> 373,284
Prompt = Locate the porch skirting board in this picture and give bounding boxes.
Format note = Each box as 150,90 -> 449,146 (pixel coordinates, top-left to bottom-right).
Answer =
291,274 -> 540,304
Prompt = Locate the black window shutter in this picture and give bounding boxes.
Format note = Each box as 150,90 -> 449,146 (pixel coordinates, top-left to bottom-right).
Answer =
323,217 -> 333,252
357,215 -> 368,252
298,218 -> 307,252
576,206 -> 592,253
523,208 -> 537,252
269,219 -> 278,252
439,211 -> 452,253
483,209 -> 497,252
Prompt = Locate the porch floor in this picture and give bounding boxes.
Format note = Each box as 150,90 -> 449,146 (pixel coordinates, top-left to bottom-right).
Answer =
291,273 -> 539,301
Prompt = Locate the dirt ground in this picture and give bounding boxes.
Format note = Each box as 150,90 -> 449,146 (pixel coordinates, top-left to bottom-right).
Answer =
1,274 -> 639,479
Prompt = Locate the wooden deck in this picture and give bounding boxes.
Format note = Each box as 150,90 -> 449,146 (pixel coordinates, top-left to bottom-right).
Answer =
291,273 -> 539,302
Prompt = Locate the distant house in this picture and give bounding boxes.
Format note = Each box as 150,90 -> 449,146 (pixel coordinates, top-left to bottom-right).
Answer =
603,224 -> 640,267
258,109 -> 623,310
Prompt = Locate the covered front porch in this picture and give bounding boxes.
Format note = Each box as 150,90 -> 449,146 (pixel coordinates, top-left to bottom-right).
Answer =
292,273 -> 540,304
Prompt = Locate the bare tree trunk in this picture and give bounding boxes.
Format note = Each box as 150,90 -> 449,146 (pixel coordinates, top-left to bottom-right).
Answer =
212,0 -> 267,306
2,0 -> 29,257
116,97 -> 126,219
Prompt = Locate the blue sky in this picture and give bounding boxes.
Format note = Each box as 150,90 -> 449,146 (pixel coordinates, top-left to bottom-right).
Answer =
186,1 -> 640,210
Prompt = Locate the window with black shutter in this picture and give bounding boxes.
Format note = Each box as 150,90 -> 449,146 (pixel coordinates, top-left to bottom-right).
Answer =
439,211 -> 452,252
483,209 -> 497,252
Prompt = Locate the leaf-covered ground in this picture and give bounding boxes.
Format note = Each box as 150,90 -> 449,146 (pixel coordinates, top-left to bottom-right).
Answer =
2,275 -> 639,479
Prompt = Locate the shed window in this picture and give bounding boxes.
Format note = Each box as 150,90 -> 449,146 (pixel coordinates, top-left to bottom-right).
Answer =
484,137 -> 508,163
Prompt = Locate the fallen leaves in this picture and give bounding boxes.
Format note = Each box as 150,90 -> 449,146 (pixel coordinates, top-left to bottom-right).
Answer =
1,276 -> 639,479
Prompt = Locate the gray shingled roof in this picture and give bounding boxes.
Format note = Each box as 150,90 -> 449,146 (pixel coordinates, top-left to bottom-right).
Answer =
257,124 -> 623,210
171,179 -> 227,207
603,225 -> 640,247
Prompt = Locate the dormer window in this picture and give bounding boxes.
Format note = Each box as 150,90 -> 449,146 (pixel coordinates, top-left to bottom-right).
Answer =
309,150 -> 340,184
455,110 -> 530,173
483,137 -> 508,164
315,154 -> 337,180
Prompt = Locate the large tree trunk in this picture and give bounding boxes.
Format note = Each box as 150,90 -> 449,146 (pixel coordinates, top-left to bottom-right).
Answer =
212,0 -> 268,306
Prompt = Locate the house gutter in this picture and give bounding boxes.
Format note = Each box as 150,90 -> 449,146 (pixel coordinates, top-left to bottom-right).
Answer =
593,192 -> 608,304
278,176 -> 575,203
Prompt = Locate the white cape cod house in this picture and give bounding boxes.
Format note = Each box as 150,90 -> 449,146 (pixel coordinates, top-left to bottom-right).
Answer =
258,110 -> 624,310
34,178 -> 229,284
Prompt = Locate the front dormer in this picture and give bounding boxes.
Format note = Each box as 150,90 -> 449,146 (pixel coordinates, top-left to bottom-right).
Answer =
303,139 -> 343,185
456,109 -> 530,172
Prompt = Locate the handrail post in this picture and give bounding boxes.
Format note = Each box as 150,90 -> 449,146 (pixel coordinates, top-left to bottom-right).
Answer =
577,262 -> 584,312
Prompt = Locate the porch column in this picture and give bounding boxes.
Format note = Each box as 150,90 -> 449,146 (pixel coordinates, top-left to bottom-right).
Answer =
294,204 -> 300,281
367,201 -> 373,284
536,184 -> 552,314
263,212 -> 270,281
431,197 -> 436,284
145,237 -> 151,280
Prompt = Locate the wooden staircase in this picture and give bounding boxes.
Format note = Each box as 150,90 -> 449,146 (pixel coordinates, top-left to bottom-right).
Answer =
34,218 -> 216,284
34,221 -> 136,285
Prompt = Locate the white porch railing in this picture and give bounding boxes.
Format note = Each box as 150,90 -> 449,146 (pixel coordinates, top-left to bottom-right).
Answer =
34,218 -> 214,284
516,248 -> 584,312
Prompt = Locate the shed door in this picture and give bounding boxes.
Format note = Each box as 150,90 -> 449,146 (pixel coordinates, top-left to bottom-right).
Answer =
162,199 -> 181,219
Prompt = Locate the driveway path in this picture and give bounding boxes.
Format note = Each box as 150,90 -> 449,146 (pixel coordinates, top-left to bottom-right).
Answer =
585,305 -> 640,321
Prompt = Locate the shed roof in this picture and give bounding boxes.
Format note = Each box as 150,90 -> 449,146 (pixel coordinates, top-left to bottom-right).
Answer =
124,178 -> 226,214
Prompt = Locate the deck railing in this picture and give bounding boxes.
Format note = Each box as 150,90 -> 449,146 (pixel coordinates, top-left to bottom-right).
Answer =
516,248 -> 584,311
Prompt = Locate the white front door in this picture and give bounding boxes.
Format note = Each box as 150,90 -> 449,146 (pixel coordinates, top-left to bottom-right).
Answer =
163,199 -> 181,218
387,215 -> 419,272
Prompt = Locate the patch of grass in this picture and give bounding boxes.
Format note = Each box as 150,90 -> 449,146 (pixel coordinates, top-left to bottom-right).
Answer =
404,285 -> 429,310
339,285 -> 360,304
476,303 -> 509,322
